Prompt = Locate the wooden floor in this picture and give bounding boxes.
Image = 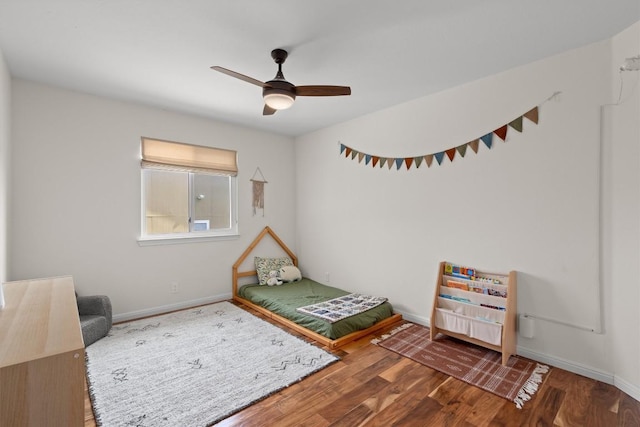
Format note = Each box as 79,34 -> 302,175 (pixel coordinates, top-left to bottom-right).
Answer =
84,302 -> 640,427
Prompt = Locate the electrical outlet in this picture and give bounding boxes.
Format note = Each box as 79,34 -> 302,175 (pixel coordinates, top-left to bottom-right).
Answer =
170,282 -> 179,293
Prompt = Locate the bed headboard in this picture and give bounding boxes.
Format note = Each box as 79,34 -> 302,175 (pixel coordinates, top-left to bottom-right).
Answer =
232,226 -> 298,296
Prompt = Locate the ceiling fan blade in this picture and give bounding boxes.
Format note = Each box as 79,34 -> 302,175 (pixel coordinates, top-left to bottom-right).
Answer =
211,66 -> 265,87
263,104 -> 277,116
295,85 -> 351,96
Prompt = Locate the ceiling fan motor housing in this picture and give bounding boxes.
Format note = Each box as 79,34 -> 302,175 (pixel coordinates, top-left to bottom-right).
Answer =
263,79 -> 297,109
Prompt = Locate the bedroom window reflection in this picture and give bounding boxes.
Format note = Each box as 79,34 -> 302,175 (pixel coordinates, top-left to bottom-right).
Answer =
140,137 -> 238,240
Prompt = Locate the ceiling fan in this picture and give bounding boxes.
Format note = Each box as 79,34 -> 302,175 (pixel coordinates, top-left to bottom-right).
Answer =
211,49 -> 351,116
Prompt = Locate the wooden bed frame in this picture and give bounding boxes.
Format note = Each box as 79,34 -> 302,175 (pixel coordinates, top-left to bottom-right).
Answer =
232,226 -> 402,349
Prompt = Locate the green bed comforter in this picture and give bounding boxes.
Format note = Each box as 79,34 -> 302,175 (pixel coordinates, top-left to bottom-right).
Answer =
238,278 -> 394,339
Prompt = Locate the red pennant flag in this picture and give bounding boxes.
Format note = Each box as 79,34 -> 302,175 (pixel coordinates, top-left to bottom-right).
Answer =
445,148 -> 456,162
405,158 -> 414,169
469,140 -> 479,153
345,147 -> 352,157
425,154 -> 434,167
495,125 -> 508,141
372,156 -> 379,167
524,107 -> 539,124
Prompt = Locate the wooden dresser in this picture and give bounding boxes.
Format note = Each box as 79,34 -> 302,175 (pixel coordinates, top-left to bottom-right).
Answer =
0,276 -> 85,426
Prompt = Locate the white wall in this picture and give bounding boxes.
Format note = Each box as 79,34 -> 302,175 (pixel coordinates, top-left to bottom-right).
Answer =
608,21 -> 640,397
10,80 -> 296,319
0,48 -> 10,284
295,28 -> 639,397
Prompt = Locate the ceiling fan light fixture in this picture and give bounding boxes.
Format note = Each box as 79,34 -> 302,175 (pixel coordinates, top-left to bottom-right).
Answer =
263,91 -> 295,110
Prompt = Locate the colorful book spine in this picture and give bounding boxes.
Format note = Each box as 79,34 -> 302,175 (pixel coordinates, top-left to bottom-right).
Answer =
446,280 -> 469,291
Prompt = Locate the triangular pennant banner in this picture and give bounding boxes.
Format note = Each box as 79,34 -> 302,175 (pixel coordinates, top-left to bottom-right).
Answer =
405,158 -> 414,170
495,125 -> 508,141
524,107 -> 539,124
338,96 -> 547,171
445,148 -> 456,162
469,139 -> 479,153
509,116 -> 523,132
481,133 -> 493,149
425,154 -> 434,167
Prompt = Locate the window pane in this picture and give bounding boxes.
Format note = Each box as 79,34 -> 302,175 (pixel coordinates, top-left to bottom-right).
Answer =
193,174 -> 231,230
143,170 -> 189,234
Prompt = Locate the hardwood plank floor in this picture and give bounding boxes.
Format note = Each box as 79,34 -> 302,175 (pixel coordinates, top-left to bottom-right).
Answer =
84,301 -> 640,426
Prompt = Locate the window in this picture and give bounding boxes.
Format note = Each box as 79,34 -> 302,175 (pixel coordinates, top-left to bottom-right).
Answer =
140,137 -> 238,242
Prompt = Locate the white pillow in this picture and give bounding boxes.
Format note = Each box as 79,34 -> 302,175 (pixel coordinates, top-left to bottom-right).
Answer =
278,265 -> 302,283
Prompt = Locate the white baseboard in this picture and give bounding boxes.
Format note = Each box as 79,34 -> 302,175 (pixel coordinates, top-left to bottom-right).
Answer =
394,309 -> 430,327
614,374 -> 640,402
113,293 -> 232,323
515,346 -> 614,384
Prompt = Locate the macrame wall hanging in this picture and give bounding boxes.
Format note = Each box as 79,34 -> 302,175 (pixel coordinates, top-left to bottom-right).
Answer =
250,167 -> 267,216
340,92 -> 560,171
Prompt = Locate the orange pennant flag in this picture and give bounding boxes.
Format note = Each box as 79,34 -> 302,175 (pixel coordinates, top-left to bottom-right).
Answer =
469,140 -> 479,153
524,107 -> 539,124
495,125 -> 508,141
372,156 -> 379,167
405,158 -> 414,169
425,154 -> 434,167
345,147 -> 352,157
445,148 -> 456,162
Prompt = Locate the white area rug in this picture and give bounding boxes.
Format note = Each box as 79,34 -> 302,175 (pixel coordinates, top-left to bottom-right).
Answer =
85,301 -> 338,427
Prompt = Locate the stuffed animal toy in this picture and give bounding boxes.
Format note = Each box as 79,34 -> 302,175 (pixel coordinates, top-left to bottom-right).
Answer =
279,265 -> 302,283
266,270 -> 283,286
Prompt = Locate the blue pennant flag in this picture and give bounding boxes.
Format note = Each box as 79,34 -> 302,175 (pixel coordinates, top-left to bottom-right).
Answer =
340,143 -> 346,154
434,152 -> 445,165
481,133 -> 493,149
365,154 -> 372,165
395,158 -> 403,170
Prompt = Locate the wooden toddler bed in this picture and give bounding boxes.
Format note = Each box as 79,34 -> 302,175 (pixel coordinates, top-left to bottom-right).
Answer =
232,226 -> 402,349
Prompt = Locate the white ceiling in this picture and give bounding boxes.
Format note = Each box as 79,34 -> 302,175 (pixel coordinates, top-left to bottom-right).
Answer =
0,1 -> 638,137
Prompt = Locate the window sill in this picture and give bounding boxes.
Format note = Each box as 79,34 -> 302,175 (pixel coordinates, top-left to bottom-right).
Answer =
137,232 -> 239,246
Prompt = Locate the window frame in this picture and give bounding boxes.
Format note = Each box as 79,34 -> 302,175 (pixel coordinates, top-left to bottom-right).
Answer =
137,138 -> 239,246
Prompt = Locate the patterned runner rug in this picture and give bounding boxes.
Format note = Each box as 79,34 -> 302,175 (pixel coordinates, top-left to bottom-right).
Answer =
85,301 -> 338,426
373,323 -> 549,409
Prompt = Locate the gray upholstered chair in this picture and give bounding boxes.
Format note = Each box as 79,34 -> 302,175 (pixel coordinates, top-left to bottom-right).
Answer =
76,294 -> 112,347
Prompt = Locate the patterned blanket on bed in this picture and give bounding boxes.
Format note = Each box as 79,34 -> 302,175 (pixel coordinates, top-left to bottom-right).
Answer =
296,293 -> 388,323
